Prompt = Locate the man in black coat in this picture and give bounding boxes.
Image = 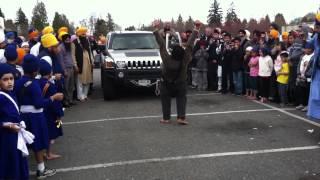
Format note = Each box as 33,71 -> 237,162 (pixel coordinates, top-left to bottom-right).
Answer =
207,29 -> 222,91
221,33 -> 234,94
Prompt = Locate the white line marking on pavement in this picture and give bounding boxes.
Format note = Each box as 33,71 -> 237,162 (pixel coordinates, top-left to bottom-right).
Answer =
63,108 -> 294,126
253,101 -> 320,128
54,145 -> 319,173
187,92 -> 220,97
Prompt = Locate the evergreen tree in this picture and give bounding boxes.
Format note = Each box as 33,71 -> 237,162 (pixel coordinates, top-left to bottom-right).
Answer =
225,2 -> 239,23
176,14 -> 184,32
224,2 -> 241,35
207,0 -> 223,27
5,19 -> 17,31
94,18 -> 108,38
289,17 -> 302,25
0,8 -> 5,19
69,22 -> 76,35
301,13 -> 315,23
89,16 -> 96,35
170,18 -> 176,29
140,24 -> 154,31
258,15 -> 271,32
241,18 -> 248,29
15,8 -> 29,37
31,1 -> 48,30
106,13 -> 115,32
265,15 -> 271,27
159,19 -> 164,29
52,12 -> 71,33
247,18 -> 259,32
274,13 -> 287,28
185,16 -> 194,31
125,26 -> 136,31
79,19 -> 88,27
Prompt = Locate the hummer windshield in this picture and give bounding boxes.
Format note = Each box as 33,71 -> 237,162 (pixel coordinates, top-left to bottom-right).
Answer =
109,33 -> 159,50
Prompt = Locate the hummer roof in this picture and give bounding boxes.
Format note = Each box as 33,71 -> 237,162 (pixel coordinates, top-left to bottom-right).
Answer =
108,31 -> 153,35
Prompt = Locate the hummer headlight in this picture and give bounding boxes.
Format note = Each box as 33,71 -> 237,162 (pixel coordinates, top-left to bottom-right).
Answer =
104,56 -> 114,69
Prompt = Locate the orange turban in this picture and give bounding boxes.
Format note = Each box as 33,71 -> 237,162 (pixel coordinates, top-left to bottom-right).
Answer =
28,30 -> 39,40
269,29 -> 279,39
16,48 -> 26,65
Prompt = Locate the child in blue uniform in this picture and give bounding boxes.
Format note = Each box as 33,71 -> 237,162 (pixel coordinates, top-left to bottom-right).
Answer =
0,63 -> 29,180
39,60 -> 64,160
15,54 -> 63,179
4,44 -> 22,80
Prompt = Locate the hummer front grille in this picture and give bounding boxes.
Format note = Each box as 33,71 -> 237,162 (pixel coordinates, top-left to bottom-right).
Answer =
127,60 -> 161,69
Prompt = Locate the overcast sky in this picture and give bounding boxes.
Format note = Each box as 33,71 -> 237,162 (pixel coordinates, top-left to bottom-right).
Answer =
0,0 -> 319,28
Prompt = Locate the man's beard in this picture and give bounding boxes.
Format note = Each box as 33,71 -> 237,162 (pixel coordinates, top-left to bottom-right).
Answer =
79,37 -> 90,51
64,42 -> 71,51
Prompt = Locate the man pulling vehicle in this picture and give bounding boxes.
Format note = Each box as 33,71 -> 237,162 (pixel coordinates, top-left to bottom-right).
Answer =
153,19 -> 201,125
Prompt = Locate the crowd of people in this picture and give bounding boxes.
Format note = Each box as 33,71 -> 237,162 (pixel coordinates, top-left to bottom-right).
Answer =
0,12 -> 320,180
184,16 -> 320,120
0,24 -> 102,179
155,15 -> 320,125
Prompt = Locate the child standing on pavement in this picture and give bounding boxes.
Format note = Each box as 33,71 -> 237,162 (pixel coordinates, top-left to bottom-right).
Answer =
276,52 -> 290,107
39,60 -> 64,160
194,40 -> 209,91
296,43 -> 314,112
244,46 -> 253,97
0,63 -> 30,180
258,47 -> 274,103
248,47 -> 260,100
15,54 -> 63,179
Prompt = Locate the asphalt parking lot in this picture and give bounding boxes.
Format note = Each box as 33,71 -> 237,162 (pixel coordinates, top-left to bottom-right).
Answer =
30,69 -> 320,180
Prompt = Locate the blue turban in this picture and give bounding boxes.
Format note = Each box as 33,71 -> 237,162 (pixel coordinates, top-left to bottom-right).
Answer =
22,54 -> 40,74
39,59 -> 52,76
0,63 -> 14,79
305,42 -> 315,50
5,32 -> 15,39
4,45 -> 18,61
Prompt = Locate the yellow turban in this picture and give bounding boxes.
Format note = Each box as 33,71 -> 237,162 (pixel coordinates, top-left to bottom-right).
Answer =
282,32 -> 289,40
58,27 -> 68,35
58,31 -> 69,41
315,13 -> 320,26
41,34 -> 59,48
76,27 -> 88,36
316,13 -> 320,22
42,26 -> 54,35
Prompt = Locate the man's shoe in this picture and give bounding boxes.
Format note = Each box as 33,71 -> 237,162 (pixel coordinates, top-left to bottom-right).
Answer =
189,85 -> 197,89
36,168 -> 56,179
177,119 -> 189,125
296,105 -> 304,110
302,106 -> 308,112
160,119 -> 171,124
